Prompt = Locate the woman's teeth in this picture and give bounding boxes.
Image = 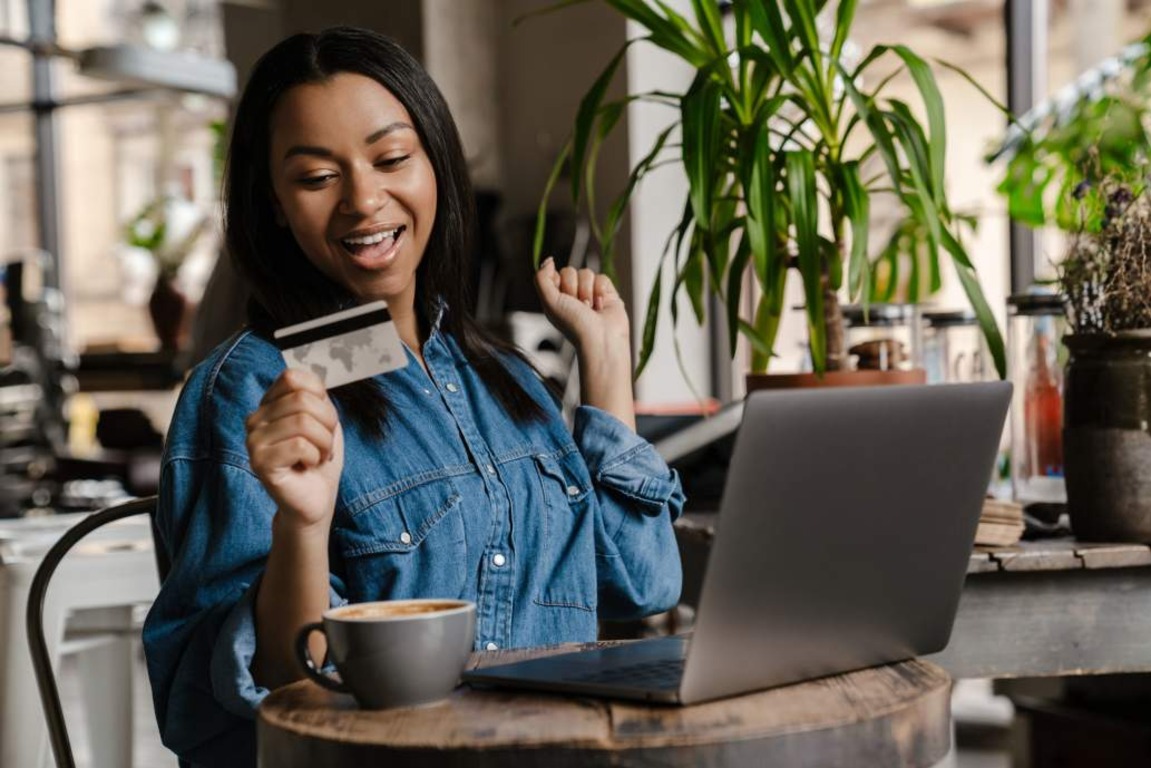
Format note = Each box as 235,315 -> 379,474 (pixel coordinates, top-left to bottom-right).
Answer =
342,225 -> 404,248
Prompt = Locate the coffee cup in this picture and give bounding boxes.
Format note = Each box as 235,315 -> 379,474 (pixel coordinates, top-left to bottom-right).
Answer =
295,598 -> 476,709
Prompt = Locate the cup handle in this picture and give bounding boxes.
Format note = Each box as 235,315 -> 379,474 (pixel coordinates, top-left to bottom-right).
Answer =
295,622 -> 350,693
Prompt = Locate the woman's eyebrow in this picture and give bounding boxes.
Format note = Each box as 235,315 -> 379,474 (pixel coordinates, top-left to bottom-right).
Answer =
364,122 -> 414,145
282,122 -> 414,161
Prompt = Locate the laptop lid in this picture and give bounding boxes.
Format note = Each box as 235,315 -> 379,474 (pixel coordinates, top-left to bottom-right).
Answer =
678,381 -> 1011,704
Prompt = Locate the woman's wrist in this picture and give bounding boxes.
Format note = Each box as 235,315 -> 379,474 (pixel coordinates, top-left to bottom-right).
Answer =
577,344 -> 636,431
271,509 -> 332,550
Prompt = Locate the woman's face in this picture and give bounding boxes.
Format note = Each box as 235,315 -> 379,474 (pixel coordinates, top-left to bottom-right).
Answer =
268,73 -> 438,307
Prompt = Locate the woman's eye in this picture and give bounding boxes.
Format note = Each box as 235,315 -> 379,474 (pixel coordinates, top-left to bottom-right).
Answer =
299,174 -> 336,187
377,155 -> 410,168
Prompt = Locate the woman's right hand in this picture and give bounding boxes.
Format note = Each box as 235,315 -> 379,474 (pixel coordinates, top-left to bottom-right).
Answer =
245,369 -> 344,531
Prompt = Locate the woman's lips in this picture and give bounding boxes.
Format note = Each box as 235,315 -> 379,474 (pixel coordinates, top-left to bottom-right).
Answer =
341,226 -> 404,267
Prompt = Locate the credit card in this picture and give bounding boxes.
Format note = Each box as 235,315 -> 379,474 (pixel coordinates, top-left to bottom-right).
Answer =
273,300 -> 408,389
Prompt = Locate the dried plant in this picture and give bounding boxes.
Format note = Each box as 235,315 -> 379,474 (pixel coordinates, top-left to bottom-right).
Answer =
1062,180 -> 1151,334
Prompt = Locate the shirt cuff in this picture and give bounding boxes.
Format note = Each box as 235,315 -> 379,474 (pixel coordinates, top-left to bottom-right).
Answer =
573,405 -> 683,519
209,576 -> 349,719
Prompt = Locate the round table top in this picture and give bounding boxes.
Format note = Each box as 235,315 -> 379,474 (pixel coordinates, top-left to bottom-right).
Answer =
258,642 -> 952,768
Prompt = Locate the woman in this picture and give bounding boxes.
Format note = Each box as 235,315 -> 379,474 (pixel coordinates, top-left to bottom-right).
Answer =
143,27 -> 683,767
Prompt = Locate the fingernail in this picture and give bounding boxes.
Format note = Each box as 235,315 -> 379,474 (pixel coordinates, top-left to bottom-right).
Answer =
542,257 -> 554,269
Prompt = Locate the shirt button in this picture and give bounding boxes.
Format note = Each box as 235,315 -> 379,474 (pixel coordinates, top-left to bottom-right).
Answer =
399,531 -> 412,545
567,485 -> 581,497
445,383 -> 459,393
485,642 -> 499,651
492,553 -> 506,567
486,464 -> 496,475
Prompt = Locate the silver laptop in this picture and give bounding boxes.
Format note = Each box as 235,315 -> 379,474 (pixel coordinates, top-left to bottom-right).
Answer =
463,382 -> 1012,705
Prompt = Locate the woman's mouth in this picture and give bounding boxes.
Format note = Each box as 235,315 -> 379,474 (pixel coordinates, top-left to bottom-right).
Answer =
340,225 -> 406,266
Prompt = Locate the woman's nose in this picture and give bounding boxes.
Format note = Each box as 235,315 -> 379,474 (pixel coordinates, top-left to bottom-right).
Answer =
340,168 -> 385,216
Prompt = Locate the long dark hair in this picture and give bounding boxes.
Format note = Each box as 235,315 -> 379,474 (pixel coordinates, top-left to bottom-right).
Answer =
224,26 -> 546,431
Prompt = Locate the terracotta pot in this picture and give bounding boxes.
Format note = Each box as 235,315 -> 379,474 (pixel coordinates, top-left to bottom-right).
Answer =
1063,331 -> 1151,543
745,368 -> 927,392
148,275 -> 191,351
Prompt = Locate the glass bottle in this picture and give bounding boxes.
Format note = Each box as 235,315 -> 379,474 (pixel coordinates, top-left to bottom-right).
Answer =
1008,293 -> 1067,504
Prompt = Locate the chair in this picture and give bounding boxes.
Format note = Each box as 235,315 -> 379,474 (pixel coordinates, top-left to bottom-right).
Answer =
25,495 -> 166,768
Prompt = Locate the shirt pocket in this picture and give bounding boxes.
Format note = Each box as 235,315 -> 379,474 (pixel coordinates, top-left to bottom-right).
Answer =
331,478 -> 467,601
531,451 -> 597,612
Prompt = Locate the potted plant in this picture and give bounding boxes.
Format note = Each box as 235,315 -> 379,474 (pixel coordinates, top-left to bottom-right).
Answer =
533,0 -> 1005,387
1059,178 -> 1151,542
990,37 -> 1151,235
125,194 -> 209,351
986,36 -> 1151,540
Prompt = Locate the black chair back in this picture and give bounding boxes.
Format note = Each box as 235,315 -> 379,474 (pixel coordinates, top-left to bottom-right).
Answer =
25,495 -> 161,768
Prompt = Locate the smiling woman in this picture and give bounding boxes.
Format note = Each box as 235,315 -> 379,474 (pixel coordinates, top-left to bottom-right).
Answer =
268,78 -> 437,323
141,26 -> 685,768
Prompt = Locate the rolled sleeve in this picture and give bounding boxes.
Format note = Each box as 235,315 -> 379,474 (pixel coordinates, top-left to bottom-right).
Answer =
211,577 -> 349,718
573,405 -> 684,519
573,405 -> 684,619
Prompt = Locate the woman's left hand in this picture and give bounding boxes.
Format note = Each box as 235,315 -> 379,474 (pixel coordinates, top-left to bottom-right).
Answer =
535,257 -> 636,430
534,257 -> 631,362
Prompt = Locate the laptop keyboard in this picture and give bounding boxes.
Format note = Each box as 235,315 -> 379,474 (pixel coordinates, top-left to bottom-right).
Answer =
564,658 -> 685,688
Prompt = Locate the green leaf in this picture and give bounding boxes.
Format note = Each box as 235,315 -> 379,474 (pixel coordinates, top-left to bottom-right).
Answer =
726,233 -> 752,355
600,123 -> 677,275
742,124 -> 776,293
831,0 -> 858,63
678,229 -> 708,324
786,149 -> 825,372
570,41 -> 631,206
533,139 -> 573,267
511,0 -> 592,27
605,0 -> 712,66
689,0 -> 726,56
887,45 -> 947,202
841,161 -> 871,302
747,0 -> 795,76
681,72 -> 722,231
940,227 -> 1007,379
635,254 -> 666,379
584,100 -> 626,246
782,0 -> 822,67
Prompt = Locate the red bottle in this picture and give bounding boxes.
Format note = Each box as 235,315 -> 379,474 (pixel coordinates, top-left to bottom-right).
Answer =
1024,334 -> 1064,478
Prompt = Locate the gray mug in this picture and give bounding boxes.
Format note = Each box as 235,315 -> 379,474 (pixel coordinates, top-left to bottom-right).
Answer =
296,598 -> 476,709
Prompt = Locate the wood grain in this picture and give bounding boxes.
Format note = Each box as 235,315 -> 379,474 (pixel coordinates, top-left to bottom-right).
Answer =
928,568 -> 1151,679
258,644 -> 952,768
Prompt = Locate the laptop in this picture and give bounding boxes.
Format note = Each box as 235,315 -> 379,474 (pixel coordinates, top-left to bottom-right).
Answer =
463,382 -> 1012,705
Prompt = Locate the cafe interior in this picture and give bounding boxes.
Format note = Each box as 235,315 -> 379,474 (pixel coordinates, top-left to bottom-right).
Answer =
3,0 -> 1151,766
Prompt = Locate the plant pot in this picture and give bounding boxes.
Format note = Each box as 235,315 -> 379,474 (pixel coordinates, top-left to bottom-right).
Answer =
1063,331 -> 1151,542
148,275 -> 191,351
745,368 -> 927,392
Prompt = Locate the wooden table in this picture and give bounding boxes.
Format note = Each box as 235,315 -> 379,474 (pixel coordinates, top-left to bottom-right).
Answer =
258,643 -> 953,767
926,538 -> 1151,679
677,514 -> 1151,681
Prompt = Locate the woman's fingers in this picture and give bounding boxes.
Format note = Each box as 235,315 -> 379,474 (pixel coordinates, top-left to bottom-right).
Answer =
247,387 -> 337,433
593,273 -> 619,310
249,434 -> 326,475
576,269 -> 596,305
249,408 -> 336,455
259,368 -> 327,407
247,368 -> 340,473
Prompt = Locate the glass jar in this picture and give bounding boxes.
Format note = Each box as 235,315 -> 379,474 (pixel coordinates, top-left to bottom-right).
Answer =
921,309 -> 991,384
842,303 -> 919,372
1008,293 -> 1067,504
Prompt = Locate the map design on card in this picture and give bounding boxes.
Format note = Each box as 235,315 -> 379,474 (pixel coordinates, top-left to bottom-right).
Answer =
273,301 -> 408,389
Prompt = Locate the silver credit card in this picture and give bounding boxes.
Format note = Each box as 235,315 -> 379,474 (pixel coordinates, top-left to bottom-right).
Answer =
272,300 -> 408,389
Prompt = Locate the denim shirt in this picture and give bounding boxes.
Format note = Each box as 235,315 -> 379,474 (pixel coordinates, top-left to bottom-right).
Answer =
142,310 -> 685,768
